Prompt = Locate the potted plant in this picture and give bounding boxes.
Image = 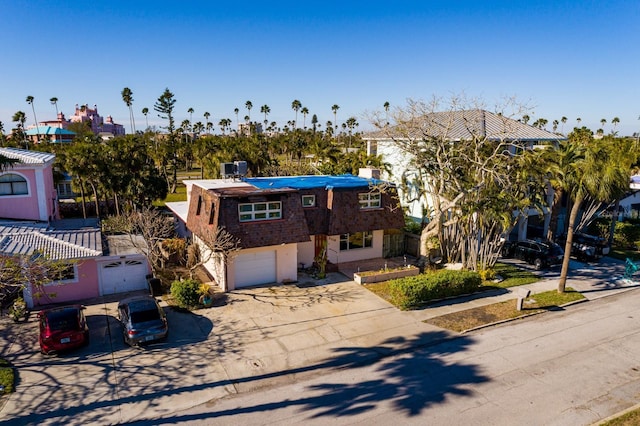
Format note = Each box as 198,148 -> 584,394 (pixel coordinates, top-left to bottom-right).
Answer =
198,283 -> 213,308
9,297 -> 28,322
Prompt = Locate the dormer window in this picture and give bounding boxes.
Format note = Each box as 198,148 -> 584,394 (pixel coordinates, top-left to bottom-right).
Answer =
239,201 -> 282,222
302,195 -> 316,208
208,202 -> 215,225
358,192 -> 381,209
196,195 -> 202,215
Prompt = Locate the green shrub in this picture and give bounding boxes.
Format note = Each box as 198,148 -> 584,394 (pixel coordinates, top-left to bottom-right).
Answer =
586,217 -> 612,240
389,269 -> 482,310
170,278 -> 201,309
0,358 -> 14,394
613,221 -> 640,249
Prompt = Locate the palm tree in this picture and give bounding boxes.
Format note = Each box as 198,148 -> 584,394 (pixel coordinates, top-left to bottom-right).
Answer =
331,104 -> 340,133
301,107 -> 309,129
612,117 -> 620,130
50,97 -> 59,118
188,107 -> 194,124
552,119 -> 559,133
234,107 -> 239,129
142,107 -> 149,129
291,100 -> 302,128
26,96 -> 40,140
556,132 -> 634,292
600,118 -> 607,131
203,112 -> 210,133
260,104 -> 270,127
311,114 -> 318,133
121,88 -> 136,133
245,101 -> 253,121
576,117 -> 582,126
12,111 -> 27,148
561,116 -> 568,134
522,114 -> 530,125
384,101 -> 390,126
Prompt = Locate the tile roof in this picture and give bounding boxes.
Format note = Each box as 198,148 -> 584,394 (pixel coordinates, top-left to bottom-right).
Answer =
0,221 -> 102,260
0,147 -> 56,164
364,109 -> 565,142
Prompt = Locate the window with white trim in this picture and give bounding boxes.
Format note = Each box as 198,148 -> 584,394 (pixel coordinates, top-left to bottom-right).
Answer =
0,173 -> 28,196
340,231 -> 373,251
45,263 -> 77,285
358,192 -> 381,209
302,195 -> 315,207
239,201 -> 282,222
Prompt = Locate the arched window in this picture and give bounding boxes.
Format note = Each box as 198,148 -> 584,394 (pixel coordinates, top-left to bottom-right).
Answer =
0,173 -> 28,196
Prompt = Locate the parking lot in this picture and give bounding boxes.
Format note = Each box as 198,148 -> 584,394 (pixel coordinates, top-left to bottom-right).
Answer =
0,274 -> 443,425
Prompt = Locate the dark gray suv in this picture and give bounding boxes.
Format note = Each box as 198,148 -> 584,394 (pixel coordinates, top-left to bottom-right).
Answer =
117,295 -> 168,346
502,239 -> 564,270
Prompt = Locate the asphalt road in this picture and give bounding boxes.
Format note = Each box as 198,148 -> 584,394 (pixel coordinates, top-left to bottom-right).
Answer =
154,288 -> 640,426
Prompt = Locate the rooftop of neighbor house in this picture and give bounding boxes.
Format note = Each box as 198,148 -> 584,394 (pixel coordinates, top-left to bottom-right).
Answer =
0,147 -> 56,164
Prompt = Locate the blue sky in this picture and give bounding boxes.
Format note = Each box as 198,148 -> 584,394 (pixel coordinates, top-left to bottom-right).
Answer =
1,0 -> 639,136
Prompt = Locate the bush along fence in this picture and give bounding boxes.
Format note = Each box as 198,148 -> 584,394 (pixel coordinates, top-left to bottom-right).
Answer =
388,269 -> 482,310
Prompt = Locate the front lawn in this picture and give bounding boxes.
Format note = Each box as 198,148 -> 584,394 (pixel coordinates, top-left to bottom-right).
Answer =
491,262 -> 540,288
424,288 -> 584,332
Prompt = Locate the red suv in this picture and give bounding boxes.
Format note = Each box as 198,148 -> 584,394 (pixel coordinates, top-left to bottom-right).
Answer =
38,305 -> 89,355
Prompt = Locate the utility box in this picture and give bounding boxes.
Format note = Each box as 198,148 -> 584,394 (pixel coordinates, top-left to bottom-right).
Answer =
515,288 -> 531,311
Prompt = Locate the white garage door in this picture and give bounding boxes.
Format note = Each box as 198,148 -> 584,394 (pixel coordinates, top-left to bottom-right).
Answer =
100,259 -> 149,295
235,251 -> 276,288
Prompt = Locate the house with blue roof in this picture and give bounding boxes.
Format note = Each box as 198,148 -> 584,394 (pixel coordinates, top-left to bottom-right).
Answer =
166,168 -> 405,291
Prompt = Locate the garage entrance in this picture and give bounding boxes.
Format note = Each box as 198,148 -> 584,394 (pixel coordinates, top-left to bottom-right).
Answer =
234,251 -> 276,288
99,258 -> 149,295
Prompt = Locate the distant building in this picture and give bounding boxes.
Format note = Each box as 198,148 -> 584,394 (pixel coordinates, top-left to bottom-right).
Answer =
25,105 -> 126,140
25,126 -> 75,144
69,104 -> 125,137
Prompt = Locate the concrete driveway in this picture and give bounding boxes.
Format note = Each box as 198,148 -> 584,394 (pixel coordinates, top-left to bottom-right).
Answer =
0,274 -> 446,425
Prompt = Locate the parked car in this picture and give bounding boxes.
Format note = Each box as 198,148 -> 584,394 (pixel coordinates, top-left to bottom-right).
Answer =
38,305 -> 89,355
117,295 -> 168,346
558,233 -> 610,262
501,239 -> 564,270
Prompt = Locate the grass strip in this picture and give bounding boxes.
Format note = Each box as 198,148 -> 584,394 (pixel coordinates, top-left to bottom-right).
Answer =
424,288 -> 584,333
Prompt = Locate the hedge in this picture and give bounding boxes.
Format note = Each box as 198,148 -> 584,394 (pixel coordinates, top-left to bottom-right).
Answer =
388,269 -> 482,310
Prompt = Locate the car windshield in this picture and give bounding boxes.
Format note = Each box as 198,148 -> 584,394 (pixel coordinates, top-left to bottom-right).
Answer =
47,310 -> 79,331
130,308 -> 161,324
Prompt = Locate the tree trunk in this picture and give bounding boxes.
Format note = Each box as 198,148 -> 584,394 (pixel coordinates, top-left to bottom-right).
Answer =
79,180 -> 87,219
608,198 -> 620,247
546,188 -> 563,241
559,196 -> 582,293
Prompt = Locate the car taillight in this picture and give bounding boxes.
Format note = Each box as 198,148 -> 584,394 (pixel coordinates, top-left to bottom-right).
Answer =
128,330 -> 138,336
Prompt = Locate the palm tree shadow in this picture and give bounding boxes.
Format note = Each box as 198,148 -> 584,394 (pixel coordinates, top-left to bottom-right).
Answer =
301,333 -> 485,418
136,331 -> 487,424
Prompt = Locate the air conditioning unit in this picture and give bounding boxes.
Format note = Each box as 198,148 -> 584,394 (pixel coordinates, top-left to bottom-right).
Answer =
221,163 -> 235,177
234,161 -> 248,177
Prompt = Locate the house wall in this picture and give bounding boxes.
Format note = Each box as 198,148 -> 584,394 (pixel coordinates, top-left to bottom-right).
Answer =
187,185 -> 311,249
327,187 -> 404,235
0,162 -> 58,221
326,229 -> 384,264
24,259 -> 100,308
297,238 -> 315,268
